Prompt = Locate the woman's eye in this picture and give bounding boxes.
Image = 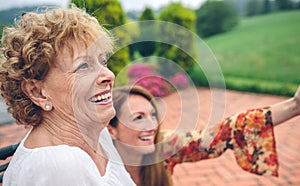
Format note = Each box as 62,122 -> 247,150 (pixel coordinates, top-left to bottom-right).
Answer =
75,63 -> 88,72
151,112 -> 157,118
99,58 -> 108,67
133,115 -> 143,121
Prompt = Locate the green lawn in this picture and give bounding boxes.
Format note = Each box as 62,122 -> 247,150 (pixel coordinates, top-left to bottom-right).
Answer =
203,11 -> 300,96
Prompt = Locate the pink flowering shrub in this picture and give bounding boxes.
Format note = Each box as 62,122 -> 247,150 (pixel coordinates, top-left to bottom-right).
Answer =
130,75 -> 171,97
128,63 -> 189,97
169,73 -> 189,89
128,63 -> 155,78
128,63 -> 171,97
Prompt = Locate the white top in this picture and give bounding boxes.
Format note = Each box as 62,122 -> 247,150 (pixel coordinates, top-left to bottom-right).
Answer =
3,128 -> 136,186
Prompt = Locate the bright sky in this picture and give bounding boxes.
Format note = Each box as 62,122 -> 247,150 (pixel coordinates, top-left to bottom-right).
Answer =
0,0 -> 207,11
119,0 -> 207,11
0,0 -> 70,11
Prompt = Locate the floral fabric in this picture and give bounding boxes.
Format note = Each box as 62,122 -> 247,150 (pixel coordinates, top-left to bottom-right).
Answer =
160,107 -> 278,177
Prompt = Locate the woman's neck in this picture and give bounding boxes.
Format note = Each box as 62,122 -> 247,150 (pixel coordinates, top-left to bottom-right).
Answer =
24,114 -> 108,175
37,112 -> 104,149
113,142 -> 145,185
114,142 -> 144,166
125,165 -> 142,186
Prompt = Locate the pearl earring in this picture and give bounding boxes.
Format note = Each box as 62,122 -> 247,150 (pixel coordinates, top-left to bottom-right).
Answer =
45,104 -> 52,111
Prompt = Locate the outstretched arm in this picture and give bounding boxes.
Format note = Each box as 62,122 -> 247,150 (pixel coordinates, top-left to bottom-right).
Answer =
272,86 -> 300,126
162,108 -> 278,176
161,86 -> 300,176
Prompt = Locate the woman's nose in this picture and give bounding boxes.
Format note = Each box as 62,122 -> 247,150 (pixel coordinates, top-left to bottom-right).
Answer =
144,117 -> 158,131
96,66 -> 115,85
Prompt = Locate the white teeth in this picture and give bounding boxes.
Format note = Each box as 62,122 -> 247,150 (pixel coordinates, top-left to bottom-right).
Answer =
139,136 -> 154,141
90,97 -> 97,102
90,92 -> 111,102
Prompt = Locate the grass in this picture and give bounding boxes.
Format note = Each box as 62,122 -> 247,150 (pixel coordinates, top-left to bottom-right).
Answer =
202,10 -> 300,96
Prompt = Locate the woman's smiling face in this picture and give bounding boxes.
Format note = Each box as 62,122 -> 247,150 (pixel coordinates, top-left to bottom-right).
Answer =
112,94 -> 158,155
41,39 -> 115,127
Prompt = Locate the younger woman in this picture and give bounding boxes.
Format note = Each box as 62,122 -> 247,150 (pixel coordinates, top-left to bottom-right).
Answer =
108,85 -> 300,186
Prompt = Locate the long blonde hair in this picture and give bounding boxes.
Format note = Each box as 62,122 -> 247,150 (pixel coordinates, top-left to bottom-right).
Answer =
109,85 -> 172,186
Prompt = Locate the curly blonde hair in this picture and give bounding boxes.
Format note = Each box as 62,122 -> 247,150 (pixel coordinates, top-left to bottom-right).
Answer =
0,6 -> 113,126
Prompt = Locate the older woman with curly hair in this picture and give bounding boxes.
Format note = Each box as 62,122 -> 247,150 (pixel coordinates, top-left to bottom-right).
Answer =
0,6 -> 135,185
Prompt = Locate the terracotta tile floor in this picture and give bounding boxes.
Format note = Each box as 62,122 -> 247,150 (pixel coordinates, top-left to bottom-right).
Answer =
1,88 -> 300,185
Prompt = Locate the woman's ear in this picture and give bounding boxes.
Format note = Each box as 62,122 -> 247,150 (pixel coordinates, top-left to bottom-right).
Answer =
107,125 -> 118,140
21,79 -> 49,109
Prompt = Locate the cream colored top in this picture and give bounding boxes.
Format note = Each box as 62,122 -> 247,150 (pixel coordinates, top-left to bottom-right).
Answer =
3,128 -> 136,186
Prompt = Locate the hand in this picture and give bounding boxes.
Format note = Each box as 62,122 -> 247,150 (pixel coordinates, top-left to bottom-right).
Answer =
271,86 -> 300,126
293,86 -> 300,116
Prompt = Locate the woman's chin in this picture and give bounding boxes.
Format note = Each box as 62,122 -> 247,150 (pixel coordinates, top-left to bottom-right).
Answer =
135,145 -> 156,155
96,106 -> 116,124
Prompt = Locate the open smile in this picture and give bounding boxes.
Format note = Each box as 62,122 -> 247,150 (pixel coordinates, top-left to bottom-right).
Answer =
138,135 -> 155,142
89,90 -> 112,105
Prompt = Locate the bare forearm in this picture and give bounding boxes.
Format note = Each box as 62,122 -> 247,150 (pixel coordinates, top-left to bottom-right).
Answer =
271,97 -> 300,126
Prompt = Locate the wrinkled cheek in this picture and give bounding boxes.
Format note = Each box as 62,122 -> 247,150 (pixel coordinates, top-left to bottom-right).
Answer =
48,83 -> 73,114
72,91 -> 89,122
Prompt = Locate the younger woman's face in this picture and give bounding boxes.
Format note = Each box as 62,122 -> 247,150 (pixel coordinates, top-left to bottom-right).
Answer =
112,94 -> 158,155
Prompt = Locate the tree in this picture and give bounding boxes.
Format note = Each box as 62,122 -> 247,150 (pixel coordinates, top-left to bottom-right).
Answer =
72,0 -> 129,75
196,0 -> 239,37
245,0 -> 262,16
133,7 -> 157,57
156,3 -> 196,76
159,3 -> 195,30
262,0 -> 271,14
275,0 -> 293,10
139,7 -> 155,21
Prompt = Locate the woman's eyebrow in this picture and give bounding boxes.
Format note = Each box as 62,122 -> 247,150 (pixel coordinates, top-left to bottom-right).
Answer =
98,53 -> 106,58
73,55 -> 90,63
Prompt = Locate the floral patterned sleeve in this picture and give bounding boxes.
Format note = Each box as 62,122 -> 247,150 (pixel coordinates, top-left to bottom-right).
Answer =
161,107 -> 278,177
